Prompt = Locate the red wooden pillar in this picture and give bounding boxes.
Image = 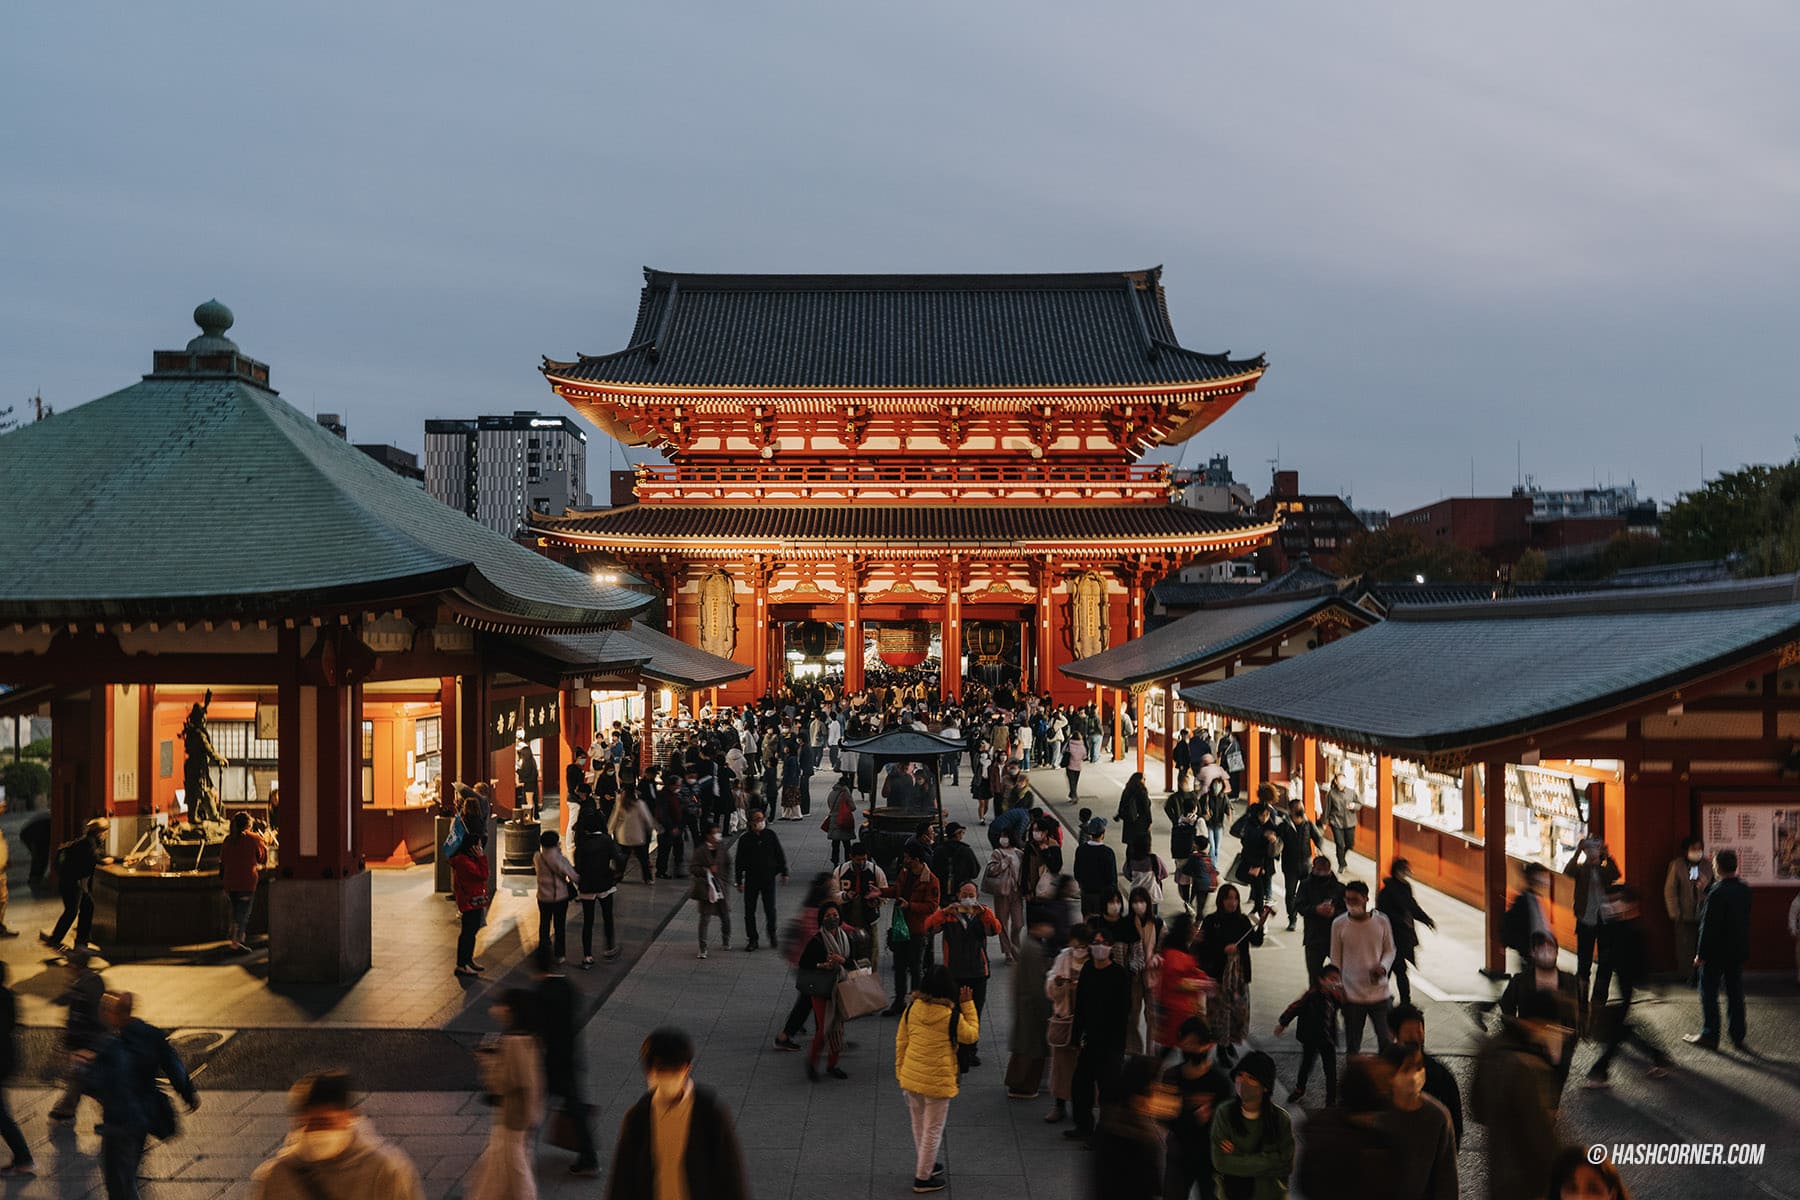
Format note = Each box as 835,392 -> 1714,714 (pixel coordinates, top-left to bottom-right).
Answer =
457,668 -> 489,790
942,560 -> 962,702
438,676 -> 458,808
1112,690 -> 1124,762
638,681 -> 654,770
1482,760 -> 1509,975
1301,736 -> 1320,821
1035,560 -> 1056,698
751,561 -> 770,699
1245,723 -> 1262,797
1134,689 -> 1148,776
841,556 -> 864,696
1162,688 -> 1175,794
1373,753 -> 1395,882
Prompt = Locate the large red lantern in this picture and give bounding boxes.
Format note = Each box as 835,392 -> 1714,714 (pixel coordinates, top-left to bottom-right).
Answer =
875,622 -> 931,667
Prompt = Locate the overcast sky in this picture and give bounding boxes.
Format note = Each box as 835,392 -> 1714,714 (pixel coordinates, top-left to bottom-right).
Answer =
5,3 -> 1797,512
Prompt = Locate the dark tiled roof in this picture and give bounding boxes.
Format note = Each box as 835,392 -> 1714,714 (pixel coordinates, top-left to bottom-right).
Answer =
1372,580 -> 1623,607
1151,581 -> 1261,609
1063,594 -> 1369,689
1254,560 -> 1342,595
545,268 -> 1265,390
0,369 -> 649,630
507,622 -> 750,690
534,504 -> 1275,547
1181,575 -> 1800,757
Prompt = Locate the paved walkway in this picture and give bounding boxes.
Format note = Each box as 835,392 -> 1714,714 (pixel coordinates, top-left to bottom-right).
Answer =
5,767 -> 1797,1197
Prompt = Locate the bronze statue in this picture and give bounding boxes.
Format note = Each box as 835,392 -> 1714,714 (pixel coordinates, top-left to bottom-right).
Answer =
181,688 -> 229,831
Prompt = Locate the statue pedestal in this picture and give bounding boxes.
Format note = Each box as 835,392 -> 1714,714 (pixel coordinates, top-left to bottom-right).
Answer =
91,866 -> 270,948
268,872 -> 372,985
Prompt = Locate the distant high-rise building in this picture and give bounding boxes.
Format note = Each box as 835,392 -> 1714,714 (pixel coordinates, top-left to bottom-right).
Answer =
1173,455 -> 1259,582
424,411 -> 589,537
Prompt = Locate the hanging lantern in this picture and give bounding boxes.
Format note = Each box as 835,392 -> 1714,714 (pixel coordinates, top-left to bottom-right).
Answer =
797,621 -> 834,659
970,621 -> 1007,661
875,622 -> 931,667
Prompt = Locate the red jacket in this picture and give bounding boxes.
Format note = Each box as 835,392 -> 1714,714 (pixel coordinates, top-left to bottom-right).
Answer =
451,850 -> 491,913
890,865 -> 941,925
218,832 -> 267,893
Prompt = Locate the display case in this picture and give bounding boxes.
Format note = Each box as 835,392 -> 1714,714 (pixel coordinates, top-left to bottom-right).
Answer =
1391,761 -> 1465,834
1502,765 -> 1587,869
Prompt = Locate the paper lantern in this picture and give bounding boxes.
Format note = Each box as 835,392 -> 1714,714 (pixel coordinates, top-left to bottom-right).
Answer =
875,622 -> 931,667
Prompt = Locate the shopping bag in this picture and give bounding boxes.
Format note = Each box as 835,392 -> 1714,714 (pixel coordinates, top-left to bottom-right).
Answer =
547,1106 -> 584,1152
834,968 -> 887,1021
888,905 -> 911,946
796,968 -> 840,998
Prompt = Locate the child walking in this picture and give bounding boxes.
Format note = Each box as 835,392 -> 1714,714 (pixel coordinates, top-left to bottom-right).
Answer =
1273,963 -> 1342,1106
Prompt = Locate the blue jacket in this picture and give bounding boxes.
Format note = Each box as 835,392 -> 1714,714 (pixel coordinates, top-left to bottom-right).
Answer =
82,1019 -> 197,1137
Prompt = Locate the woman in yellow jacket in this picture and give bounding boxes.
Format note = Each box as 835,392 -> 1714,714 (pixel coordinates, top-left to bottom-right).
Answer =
894,964 -> 979,1194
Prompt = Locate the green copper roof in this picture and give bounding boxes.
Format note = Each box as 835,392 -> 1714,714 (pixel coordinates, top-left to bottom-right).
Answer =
0,307 -> 650,630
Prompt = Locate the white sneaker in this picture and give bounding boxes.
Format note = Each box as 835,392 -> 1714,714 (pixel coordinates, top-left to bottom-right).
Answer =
697,948 -> 709,960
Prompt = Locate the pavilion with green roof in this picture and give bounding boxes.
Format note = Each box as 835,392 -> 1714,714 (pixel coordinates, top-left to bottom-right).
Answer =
0,302 -> 743,982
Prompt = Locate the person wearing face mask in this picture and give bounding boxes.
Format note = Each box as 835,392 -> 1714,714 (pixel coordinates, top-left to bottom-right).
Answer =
1276,802 -> 1324,932
606,1027 -> 749,1200
1293,856 -> 1346,982
794,901 -> 868,1081
1160,1017 -> 1232,1200
1330,880 -> 1396,1054
1387,1004 -> 1463,1146
1199,884 -> 1268,1065
733,808 -> 789,953
923,883 -> 1003,1070
1209,1050 -> 1294,1200
1496,932 -> 1579,1094
1064,928 -> 1132,1143
1115,885 -> 1163,1054
466,990 -> 544,1200
1377,1043 -> 1458,1200
1471,990 -> 1566,1200
249,1070 -> 424,1200
1376,858 -> 1436,1008
1662,836 -> 1711,984
690,823 -> 733,959
982,833 -> 1025,960
884,847 -> 942,1014
1043,924 -> 1092,1125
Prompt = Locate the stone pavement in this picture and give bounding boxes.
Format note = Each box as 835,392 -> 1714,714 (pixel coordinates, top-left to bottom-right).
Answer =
5,764 -> 1797,1197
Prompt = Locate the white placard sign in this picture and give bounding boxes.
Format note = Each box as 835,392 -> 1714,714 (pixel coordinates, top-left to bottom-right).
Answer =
1702,804 -> 1800,887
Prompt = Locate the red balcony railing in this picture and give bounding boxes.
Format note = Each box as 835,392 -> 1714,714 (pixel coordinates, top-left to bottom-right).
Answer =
630,461 -> 1175,505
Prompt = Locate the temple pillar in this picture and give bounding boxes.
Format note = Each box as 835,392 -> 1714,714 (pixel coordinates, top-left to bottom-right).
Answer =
1374,753 -> 1395,883
1301,736 -> 1320,821
270,635 -> 371,984
750,559 -> 770,699
1035,560 -> 1055,697
841,556 -> 864,696
456,666 -> 489,790
1245,723 -> 1262,796
1482,760 -> 1508,975
1101,690 -> 1116,766
942,559 -> 963,702
639,682 -> 654,770
1162,690 -> 1175,793
49,690 -> 106,855
1134,689 -> 1148,776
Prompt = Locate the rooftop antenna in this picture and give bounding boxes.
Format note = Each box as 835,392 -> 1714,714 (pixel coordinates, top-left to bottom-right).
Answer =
1516,441 -> 1522,489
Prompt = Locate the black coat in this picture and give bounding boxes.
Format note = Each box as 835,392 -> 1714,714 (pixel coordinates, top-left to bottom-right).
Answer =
535,974 -> 580,1098
733,828 -> 789,885
606,1085 -> 748,1200
0,986 -> 15,1081
934,839 -> 982,895
1278,817 -> 1324,867
1294,875 -> 1347,949
1696,877 -> 1753,967
1377,876 -> 1434,963
573,828 -> 625,896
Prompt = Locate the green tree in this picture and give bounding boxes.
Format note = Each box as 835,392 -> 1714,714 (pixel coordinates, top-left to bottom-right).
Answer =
1513,548 -> 1548,582
1663,448 -> 1800,575
1337,527 -> 1493,583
